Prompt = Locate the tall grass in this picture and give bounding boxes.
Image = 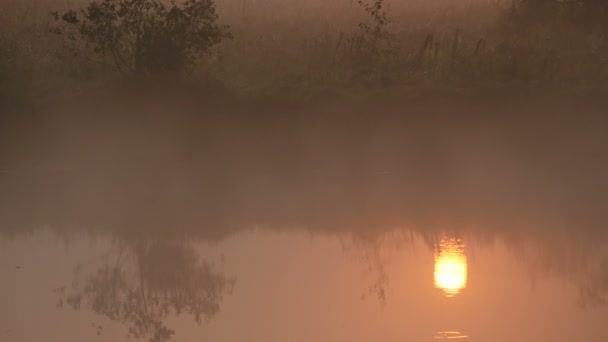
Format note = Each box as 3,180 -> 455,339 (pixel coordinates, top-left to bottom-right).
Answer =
1,0 -> 607,106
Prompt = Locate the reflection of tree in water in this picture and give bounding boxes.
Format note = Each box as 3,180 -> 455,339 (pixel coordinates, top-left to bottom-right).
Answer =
478,232 -> 608,309
342,229 -> 608,309
60,240 -> 235,342
340,230 -> 416,307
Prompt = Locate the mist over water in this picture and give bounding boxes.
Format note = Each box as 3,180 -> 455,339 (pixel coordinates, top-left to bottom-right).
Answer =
2,96 -> 608,342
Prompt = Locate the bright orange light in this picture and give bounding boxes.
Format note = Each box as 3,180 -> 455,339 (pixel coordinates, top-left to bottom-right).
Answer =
434,331 -> 469,339
434,238 -> 467,297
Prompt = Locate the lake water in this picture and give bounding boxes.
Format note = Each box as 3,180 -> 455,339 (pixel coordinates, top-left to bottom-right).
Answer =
2,225 -> 607,342
1,102 -> 608,341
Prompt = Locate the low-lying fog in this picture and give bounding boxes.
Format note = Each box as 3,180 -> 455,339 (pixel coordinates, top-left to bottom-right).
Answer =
2,96 -> 608,342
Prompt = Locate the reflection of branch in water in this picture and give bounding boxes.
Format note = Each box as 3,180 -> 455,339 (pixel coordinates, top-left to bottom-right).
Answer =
505,234 -> 608,309
60,240 -> 235,342
340,230 -> 416,307
343,228 -> 608,309
578,258 -> 608,308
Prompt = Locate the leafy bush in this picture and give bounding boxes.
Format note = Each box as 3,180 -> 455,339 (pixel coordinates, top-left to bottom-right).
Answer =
53,0 -> 232,78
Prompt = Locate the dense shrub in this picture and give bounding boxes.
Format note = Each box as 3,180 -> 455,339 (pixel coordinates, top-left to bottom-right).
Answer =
53,0 -> 232,78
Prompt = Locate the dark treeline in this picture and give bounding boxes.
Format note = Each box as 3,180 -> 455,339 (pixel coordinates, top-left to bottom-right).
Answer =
510,0 -> 608,25
1,0 -> 608,111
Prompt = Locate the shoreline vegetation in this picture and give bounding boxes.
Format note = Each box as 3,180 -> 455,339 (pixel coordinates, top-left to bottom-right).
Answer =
1,0 -> 608,111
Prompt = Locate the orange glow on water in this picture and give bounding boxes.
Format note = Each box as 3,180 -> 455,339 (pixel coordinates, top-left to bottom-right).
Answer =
434,238 -> 467,297
434,331 -> 469,339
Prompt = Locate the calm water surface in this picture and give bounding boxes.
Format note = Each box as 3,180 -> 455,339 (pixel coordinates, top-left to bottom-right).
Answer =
2,105 -> 608,341
2,227 -> 607,342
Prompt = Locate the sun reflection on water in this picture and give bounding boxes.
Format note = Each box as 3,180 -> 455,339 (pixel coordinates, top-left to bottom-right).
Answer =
434,331 -> 469,339
434,238 -> 467,297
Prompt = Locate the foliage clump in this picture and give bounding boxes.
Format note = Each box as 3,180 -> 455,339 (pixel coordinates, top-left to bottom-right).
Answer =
53,0 -> 232,78
355,0 -> 390,46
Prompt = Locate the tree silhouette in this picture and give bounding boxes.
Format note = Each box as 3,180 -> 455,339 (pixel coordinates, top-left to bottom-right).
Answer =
52,0 -> 232,77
